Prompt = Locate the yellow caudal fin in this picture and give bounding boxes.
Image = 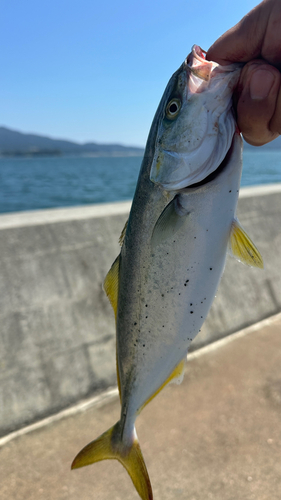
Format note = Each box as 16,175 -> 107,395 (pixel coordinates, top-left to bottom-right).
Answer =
229,219 -> 264,269
71,422 -> 153,500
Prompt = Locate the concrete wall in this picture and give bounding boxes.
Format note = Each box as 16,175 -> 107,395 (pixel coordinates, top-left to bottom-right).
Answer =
1,185 -> 281,436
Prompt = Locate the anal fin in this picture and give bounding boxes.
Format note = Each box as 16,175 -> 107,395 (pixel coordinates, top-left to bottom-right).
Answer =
138,357 -> 186,413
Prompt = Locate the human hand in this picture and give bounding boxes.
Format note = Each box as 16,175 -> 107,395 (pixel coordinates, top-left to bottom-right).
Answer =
206,0 -> 281,146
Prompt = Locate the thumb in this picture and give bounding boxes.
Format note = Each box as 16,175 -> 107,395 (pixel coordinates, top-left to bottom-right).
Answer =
235,60 -> 281,145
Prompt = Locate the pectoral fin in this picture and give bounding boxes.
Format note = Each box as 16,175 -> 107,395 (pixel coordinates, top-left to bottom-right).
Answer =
151,196 -> 189,248
103,254 -> 121,318
229,219 -> 263,268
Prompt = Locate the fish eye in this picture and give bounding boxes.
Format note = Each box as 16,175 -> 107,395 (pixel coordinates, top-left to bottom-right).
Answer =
166,98 -> 181,119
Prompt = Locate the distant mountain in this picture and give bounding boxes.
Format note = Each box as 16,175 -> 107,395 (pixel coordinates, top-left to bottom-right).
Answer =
0,126 -> 144,157
0,125 -> 280,158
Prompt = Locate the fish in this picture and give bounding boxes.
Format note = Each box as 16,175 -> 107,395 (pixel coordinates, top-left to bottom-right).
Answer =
71,45 -> 263,500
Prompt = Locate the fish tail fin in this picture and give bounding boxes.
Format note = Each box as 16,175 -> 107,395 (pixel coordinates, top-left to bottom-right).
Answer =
71,421 -> 153,500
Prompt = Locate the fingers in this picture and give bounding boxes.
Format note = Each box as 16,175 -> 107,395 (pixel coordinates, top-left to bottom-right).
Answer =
235,60 -> 281,145
206,0 -> 281,67
206,0 -> 281,146
206,1 -> 271,65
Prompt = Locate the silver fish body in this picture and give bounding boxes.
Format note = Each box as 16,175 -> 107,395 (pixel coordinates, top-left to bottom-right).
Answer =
72,45 -> 263,500
118,133 -> 243,430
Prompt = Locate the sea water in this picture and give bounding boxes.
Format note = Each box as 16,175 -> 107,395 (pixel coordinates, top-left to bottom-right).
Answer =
0,151 -> 281,214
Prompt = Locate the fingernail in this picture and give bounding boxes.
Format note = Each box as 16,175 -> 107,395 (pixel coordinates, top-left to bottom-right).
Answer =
250,69 -> 275,100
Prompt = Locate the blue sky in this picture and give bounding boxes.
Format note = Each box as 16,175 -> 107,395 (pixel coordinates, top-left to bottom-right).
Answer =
1,0 -> 258,147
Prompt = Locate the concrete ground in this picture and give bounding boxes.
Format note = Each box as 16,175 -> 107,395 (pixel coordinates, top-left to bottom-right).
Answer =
1,315 -> 281,500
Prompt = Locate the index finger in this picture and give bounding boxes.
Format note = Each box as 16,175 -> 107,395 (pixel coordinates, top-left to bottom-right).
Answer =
206,0 -> 281,68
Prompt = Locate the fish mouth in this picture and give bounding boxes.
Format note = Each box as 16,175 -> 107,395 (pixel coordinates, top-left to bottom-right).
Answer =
185,45 -> 214,82
185,44 -> 242,89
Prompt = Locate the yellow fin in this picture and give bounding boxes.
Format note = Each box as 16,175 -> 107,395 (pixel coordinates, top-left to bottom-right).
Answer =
119,219 -> 128,246
229,219 -> 264,268
103,255 -> 120,318
139,358 -> 186,413
71,422 -> 153,500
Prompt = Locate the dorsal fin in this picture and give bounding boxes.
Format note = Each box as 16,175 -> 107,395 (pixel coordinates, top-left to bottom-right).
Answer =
103,255 -> 121,318
229,219 -> 263,268
119,219 -> 128,246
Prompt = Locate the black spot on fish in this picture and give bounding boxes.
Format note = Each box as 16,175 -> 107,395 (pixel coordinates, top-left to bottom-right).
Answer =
190,303 -> 192,306
162,294 -> 164,297
145,316 -> 148,319
201,316 -> 203,318
210,268 -> 212,271
134,322 -> 137,325
145,304 -> 148,307
143,344 -> 145,347
229,190 -> 232,193
190,311 -> 193,314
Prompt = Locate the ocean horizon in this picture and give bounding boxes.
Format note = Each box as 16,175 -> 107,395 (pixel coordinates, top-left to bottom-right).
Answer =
0,150 -> 281,214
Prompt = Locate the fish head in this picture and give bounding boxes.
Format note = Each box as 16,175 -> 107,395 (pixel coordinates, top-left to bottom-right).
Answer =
150,45 -> 242,190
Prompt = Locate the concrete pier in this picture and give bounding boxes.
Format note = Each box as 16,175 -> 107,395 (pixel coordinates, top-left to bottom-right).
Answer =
1,184 -> 281,436
1,314 -> 281,500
